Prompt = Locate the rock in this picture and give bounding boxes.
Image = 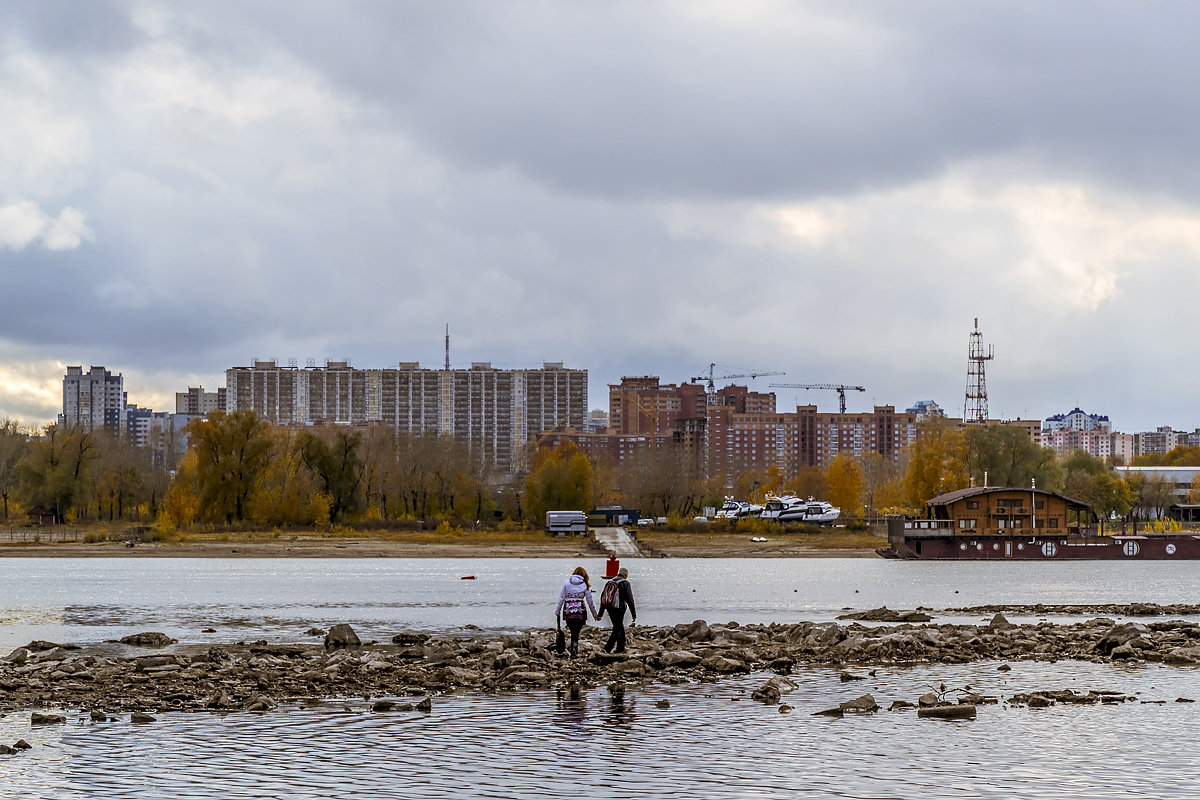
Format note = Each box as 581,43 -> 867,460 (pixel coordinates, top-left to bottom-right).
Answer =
392,631 -> 432,645
120,632 -> 177,648
305,628 -> 325,637
659,650 -> 702,668
839,671 -> 865,682
989,613 -> 1017,630
674,620 -> 714,642
372,700 -> 398,712
245,696 -> 277,712
813,707 -> 844,717
918,704 -> 976,720
778,704 -> 793,713
130,712 -> 157,723
90,710 -> 108,722
997,663 -> 1011,671
839,694 -> 879,713
3,647 -> 29,665
0,745 -> 12,755
1094,622 -> 1150,656
889,700 -> 916,711
751,684 -> 781,704
13,740 -> 31,750
416,697 -> 432,713
1110,642 -> 1139,660
655,699 -> 670,709
701,655 -> 749,674
31,712 -> 66,725
1027,693 -> 1054,708
918,693 -> 940,707
324,624 -> 361,650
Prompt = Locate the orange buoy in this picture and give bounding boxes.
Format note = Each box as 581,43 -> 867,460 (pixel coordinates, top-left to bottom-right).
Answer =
605,557 -> 620,579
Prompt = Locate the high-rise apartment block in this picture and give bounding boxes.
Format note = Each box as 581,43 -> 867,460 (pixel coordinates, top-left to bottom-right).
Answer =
176,386 -> 226,416
62,366 -> 126,431
225,359 -> 586,474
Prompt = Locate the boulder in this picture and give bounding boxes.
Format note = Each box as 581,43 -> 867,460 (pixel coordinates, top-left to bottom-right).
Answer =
130,712 -> 157,723
701,655 -> 749,674
392,631 -> 432,646
988,613 -> 1017,630
120,632 -> 177,648
917,704 -> 976,720
31,712 -> 66,725
1094,622 -> 1150,656
324,624 -> 361,650
839,694 -> 879,713
674,620 -> 714,642
751,684 -> 781,704
659,650 -> 702,668
416,697 -> 432,713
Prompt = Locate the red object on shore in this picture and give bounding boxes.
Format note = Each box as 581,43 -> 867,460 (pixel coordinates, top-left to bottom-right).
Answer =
605,557 -> 620,579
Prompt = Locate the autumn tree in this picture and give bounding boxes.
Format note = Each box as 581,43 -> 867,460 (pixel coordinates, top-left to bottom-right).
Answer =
903,419 -> 968,507
861,452 -> 906,515
788,466 -> 828,502
298,428 -> 366,523
19,424 -> 98,522
620,444 -> 703,518
184,410 -> 272,523
524,440 -> 593,522
1061,450 -> 1133,529
963,424 -> 1063,492
825,454 -> 864,516
0,419 -> 30,521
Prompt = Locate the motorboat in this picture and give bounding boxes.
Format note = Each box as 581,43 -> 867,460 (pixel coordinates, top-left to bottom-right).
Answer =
715,497 -> 764,519
761,494 -> 840,524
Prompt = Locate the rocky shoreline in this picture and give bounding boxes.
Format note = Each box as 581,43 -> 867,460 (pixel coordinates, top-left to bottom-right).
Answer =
4,604 -> 1200,721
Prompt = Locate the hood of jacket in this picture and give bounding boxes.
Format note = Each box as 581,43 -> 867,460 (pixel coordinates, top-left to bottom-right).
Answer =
567,574 -> 587,589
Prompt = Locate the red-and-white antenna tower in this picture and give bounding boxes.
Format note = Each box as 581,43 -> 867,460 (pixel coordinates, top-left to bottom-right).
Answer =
444,324 -> 450,371
964,317 -> 994,424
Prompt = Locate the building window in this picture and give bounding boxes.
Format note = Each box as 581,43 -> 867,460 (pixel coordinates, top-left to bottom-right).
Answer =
959,519 -> 976,530
966,501 -> 979,510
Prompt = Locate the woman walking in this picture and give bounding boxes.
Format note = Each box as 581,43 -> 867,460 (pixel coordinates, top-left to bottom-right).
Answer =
555,566 -> 598,658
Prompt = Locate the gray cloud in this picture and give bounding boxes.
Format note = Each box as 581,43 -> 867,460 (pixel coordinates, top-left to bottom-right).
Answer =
2,1 -> 1200,433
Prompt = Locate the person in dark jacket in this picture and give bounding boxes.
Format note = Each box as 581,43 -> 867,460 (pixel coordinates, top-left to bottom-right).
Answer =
598,566 -> 637,654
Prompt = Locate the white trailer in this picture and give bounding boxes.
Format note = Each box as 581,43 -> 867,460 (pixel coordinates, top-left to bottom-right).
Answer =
546,510 -> 587,536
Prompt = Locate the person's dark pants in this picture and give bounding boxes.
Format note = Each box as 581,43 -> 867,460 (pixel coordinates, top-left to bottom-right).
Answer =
604,613 -> 627,653
566,617 -> 585,657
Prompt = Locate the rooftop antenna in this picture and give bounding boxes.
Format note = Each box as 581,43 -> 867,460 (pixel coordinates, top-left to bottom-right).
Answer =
964,318 -> 994,424
444,324 -> 450,371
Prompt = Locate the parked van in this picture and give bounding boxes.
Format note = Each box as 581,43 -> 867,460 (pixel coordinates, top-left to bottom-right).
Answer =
545,510 -> 587,536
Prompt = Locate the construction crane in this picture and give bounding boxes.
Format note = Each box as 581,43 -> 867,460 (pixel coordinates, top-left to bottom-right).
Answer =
610,387 -> 660,434
770,383 -> 866,413
691,363 -> 785,395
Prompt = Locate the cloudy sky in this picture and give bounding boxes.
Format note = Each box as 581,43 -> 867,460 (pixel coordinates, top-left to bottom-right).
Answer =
2,1 -> 1198,432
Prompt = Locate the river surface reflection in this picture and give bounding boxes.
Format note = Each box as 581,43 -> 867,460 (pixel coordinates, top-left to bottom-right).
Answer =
2,557 -> 1199,798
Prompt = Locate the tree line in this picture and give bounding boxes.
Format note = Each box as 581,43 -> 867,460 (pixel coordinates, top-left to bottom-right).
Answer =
0,413 -> 1194,529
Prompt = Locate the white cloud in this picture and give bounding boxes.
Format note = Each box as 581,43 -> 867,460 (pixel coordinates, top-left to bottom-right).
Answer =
0,201 -> 92,252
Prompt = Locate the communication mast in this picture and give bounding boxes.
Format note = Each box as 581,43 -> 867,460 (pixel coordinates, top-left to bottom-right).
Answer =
964,318 -> 994,424
444,324 -> 451,371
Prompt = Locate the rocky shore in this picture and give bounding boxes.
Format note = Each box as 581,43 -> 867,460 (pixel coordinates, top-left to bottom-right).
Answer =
5,605 -> 1200,719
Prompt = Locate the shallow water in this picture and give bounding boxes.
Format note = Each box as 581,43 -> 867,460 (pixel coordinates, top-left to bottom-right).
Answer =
1,661 -> 1197,799
2,557 -> 1199,651
2,557 -> 1199,798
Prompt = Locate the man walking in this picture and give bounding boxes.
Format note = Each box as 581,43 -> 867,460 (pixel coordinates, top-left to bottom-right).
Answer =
598,566 -> 637,654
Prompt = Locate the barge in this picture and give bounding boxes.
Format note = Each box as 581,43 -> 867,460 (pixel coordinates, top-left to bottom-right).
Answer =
877,485 -> 1200,560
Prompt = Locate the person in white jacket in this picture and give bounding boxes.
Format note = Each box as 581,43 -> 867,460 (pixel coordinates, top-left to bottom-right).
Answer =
555,566 -> 598,658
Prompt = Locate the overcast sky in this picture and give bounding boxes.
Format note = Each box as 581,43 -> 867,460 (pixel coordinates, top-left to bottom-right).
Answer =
3,1 -> 1199,432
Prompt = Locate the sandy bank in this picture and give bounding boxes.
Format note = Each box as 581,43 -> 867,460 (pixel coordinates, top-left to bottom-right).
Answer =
0,529 -> 883,558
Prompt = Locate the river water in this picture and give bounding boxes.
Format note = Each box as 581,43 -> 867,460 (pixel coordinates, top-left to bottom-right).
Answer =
1,557 -> 1198,798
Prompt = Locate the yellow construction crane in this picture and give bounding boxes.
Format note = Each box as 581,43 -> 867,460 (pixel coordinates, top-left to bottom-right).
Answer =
610,387 -> 660,433
691,363 -> 785,395
770,383 -> 865,413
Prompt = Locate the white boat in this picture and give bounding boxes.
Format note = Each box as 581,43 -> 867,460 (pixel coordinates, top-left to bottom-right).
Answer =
715,497 -> 764,519
761,495 -> 840,524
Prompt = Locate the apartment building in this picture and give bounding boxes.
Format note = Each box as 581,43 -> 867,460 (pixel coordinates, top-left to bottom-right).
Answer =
225,359 -> 587,474
62,366 -> 126,431
175,386 -> 226,416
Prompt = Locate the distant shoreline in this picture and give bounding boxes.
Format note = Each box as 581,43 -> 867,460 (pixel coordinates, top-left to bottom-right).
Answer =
0,529 -> 883,558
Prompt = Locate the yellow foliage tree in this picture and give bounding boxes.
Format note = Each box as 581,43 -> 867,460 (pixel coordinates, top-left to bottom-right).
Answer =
903,419 -> 969,507
826,454 -> 864,516
525,440 -> 594,522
